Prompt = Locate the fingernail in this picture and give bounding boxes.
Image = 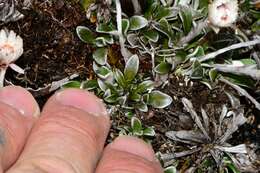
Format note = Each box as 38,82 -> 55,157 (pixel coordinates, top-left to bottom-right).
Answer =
56,89 -> 107,116
110,136 -> 156,162
0,86 -> 40,117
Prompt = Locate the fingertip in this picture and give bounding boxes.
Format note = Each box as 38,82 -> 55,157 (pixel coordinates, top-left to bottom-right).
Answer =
55,89 -> 108,117
0,86 -> 40,118
109,136 -> 156,162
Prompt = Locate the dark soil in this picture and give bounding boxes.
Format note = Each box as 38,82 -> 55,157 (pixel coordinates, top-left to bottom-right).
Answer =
3,1 -> 93,105
1,1 -> 259,171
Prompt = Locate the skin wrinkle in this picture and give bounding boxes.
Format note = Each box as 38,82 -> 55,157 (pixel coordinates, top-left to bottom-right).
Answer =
97,150 -> 160,173
23,126 -> 99,172
15,134 -> 86,173
41,106 -> 109,139
15,107 -> 108,173
11,154 -> 79,173
36,111 -> 104,152
34,119 -> 101,160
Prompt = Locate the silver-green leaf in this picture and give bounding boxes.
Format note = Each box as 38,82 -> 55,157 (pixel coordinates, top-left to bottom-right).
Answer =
129,16 -> 148,31
76,26 -> 96,44
143,127 -> 155,136
148,91 -> 172,108
124,55 -> 139,82
164,166 -> 177,173
131,117 -> 143,136
114,69 -> 126,88
93,48 -> 108,65
122,18 -> 130,35
154,62 -> 172,74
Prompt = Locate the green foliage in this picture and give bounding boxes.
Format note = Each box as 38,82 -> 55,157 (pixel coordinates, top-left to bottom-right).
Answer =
80,0 -> 94,9
220,157 -> 240,173
91,54 -> 172,111
129,16 -> 148,31
164,166 -> 177,173
76,26 -> 96,44
119,116 -> 156,138
93,48 -> 108,65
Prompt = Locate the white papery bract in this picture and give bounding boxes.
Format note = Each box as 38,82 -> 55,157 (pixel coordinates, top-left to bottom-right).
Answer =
0,29 -> 23,65
0,29 -> 23,87
208,0 -> 238,27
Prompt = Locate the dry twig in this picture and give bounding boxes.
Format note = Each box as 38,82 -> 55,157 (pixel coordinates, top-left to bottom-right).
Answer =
197,38 -> 260,62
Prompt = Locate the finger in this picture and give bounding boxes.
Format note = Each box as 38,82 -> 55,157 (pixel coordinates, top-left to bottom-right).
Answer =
7,89 -> 110,173
0,86 -> 40,171
96,136 -> 163,173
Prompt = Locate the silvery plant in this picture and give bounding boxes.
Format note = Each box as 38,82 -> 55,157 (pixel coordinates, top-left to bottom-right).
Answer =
164,93 -> 258,172
77,0 -> 260,113
67,53 -> 173,112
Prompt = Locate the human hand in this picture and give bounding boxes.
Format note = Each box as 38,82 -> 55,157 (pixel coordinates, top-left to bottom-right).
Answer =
0,86 -> 163,173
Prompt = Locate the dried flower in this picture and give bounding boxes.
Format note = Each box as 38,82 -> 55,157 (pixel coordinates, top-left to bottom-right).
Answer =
165,93 -> 250,169
0,0 -> 24,23
0,29 -> 24,87
208,0 -> 238,27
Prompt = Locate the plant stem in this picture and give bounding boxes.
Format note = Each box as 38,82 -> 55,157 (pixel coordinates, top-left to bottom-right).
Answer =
115,0 -> 131,63
198,38 -> 260,62
0,69 -> 7,87
178,19 -> 209,46
131,0 -> 142,14
220,77 -> 260,111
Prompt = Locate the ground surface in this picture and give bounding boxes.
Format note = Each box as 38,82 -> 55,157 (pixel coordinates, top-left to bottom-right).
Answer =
2,1 -> 260,172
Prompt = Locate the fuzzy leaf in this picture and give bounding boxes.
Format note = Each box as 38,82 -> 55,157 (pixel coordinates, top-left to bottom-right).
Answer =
153,18 -> 174,47
96,66 -> 111,79
209,69 -> 218,82
179,7 -> 193,34
96,23 -> 117,35
239,59 -> 256,65
154,18 -> 173,38
154,6 -> 178,20
129,16 -> 148,31
127,33 -> 139,47
76,26 -> 95,44
154,62 -> 172,74
130,92 -> 141,102
131,117 -> 143,135
124,55 -> 139,82
102,34 -> 114,44
104,94 -> 118,103
191,60 -> 204,79
93,48 -> 108,65
97,79 -> 107,92
148,91 -> 172,108
188,46 -> 205,58
136,80 -> 154,93
62,81 -> 81,89
136,102 -> 148,112
164,166 -> 177,173
143,127 -> 156,136
143,29 -> 159,42
114,69 -> 126,88
122,18 -> 130,35
95,37 -> 107,47
81,80 -> 98,90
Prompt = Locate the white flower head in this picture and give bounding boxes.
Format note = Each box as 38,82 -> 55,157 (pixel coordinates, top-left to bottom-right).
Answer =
0,29 -> 24,87
0,29 -> 23,66
208,0 -> 239,27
